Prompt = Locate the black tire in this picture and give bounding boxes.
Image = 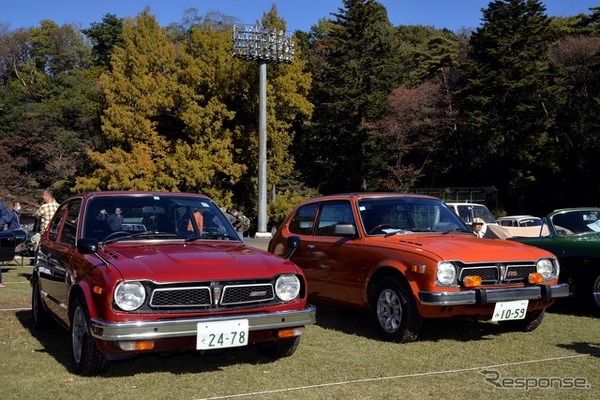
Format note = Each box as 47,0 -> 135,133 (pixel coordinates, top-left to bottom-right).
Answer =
31,278 -> 50,329
256,336 -> 301,359
369,276 -> 422,343
69,295 -> 108,376
586,272 -> 600,311
498,309 -> 545,332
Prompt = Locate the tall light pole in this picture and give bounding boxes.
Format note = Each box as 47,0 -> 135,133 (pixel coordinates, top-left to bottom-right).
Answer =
232,24 -> 295,238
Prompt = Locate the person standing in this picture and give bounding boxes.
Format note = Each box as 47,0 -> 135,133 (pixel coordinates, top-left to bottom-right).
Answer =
33,188 -> 60,248
0,201 -> 10,230
7,201 -> 21,230
472,217 -> 487,238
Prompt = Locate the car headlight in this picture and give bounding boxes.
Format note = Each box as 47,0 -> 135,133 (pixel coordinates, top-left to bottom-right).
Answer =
436,262 -> 457,286
114,281 -> 146,311
536,258 -> 556,279
275,274 -> 301,302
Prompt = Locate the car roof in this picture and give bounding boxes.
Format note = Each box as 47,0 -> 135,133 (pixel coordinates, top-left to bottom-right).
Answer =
66,191 -> 211,202
296,192 -> 438,206
497,215 -> 540,220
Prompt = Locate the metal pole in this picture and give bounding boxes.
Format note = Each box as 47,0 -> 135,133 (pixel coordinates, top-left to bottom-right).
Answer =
232,25 -> 294,239
257,61 -> 268,236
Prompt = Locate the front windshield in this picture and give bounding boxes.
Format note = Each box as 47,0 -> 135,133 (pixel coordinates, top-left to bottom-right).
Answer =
551,210 -> 600,236
83,194 -> 240,243
358,197 -> 470,236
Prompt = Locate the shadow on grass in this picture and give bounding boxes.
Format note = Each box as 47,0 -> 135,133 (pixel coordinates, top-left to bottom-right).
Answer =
545,296 -> 600,318
313,302 -> 506,343
16,310 -> 291,377
556,342 -> 600,358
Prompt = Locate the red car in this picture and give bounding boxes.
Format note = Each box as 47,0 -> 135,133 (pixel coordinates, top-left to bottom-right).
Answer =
31,191 -> 315,375
269,193 -> 568,342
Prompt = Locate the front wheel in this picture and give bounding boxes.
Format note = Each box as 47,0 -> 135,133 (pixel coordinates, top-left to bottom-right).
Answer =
369,276 -> 422,343
70,296 -> 108,376
498,309 -> 545,332
31,279 -> 50,329
588,272 -> 600,311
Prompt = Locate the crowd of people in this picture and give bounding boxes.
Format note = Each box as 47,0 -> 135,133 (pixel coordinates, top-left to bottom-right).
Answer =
0,188 -> 58,288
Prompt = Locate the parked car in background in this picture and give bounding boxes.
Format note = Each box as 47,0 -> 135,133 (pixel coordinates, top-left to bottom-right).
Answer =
497,215 -> 543,227
0,228 -> 27,264
31,191 -> 315,376
446,202 -> 497,225
268,193 -> 568,343
506,207 -> 600,312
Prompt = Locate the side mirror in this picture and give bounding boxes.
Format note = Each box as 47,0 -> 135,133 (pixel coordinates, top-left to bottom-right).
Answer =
284,236 -> 301,260
333,223 -> 357,237
77,238 -> 99,254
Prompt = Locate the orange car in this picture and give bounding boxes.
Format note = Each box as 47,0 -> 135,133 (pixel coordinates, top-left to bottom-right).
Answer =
269,193 -> 569,342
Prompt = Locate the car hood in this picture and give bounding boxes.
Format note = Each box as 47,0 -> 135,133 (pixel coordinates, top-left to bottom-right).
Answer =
98,241 -> 300,282
386,233 -> 552,262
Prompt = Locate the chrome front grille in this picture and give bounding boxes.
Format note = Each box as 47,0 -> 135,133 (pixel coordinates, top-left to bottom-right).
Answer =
147,281 -> 275,310
458,262 -> 537,285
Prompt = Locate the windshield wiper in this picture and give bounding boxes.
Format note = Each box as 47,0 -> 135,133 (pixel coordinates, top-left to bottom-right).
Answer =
185,232 -> 241,242
104,231 -> 178,244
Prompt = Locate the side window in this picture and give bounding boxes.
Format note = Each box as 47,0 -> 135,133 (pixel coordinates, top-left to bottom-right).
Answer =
48,206 -> 67,242
315,202 -> 355,236
289,204 -> 318,235
59,201 -> 82,246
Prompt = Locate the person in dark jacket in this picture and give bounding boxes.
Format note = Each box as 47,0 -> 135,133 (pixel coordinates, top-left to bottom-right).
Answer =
0,201 -> 11,230
7,201 -> 21,230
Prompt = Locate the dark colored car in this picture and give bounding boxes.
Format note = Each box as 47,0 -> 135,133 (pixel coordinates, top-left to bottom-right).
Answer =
507,208 -> 600,311
31,191 -> 315,376
269,193 -> 568,342
0,228 -> 27,264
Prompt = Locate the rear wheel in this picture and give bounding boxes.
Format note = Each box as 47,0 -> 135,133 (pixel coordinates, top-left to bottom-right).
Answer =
369,276 -> 422,343
256,336 -> 301,359
69,295 -> 108,376
498,309 -> 545,332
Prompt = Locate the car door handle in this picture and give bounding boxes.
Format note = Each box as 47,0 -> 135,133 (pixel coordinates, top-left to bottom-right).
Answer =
307,244 -> 315,249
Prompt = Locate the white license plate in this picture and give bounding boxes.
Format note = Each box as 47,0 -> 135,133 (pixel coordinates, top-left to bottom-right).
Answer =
492,300 -> 529,321
196,319 -> 249,350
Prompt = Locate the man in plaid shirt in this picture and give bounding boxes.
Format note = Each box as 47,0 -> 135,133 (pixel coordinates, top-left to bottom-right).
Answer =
33,188 -> 59,249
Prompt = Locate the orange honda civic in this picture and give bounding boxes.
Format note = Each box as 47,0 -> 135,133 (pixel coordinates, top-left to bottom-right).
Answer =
269,193 -> 569,342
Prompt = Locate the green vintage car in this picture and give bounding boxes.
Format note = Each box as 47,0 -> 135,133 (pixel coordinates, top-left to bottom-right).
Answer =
507,208 -> 600,311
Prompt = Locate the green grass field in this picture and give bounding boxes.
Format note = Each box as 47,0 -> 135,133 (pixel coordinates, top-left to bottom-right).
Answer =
1,256 -> 598,400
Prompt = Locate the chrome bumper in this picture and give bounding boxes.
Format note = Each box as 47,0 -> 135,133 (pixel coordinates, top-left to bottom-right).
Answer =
90,304 -> 316,341
419,283 -> 569,306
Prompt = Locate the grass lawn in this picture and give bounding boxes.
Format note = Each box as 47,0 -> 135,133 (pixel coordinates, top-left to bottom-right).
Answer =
1,257 -> 598,400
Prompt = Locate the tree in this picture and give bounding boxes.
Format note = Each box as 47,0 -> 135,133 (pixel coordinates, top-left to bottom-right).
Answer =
301,0 -> 400,193
453,0 -> 560,212
82,14 -> 124,69
367,81 -> 456,191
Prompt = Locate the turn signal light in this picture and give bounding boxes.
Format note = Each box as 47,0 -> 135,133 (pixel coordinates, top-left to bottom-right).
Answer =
93,286 -> 103,295
463,275 -> 482,287
117,341 -> 155,351
410,264 -> 426,274
277,327 -> 304,338
528,273 -> 544,284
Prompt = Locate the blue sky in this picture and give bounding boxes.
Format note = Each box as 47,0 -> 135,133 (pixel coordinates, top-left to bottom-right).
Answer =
2,1 -> 598,32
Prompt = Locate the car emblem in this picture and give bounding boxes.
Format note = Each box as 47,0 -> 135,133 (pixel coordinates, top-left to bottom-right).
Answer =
249,290 -> 267,297
498,264 -> 506,280
212,284 -> 222,306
